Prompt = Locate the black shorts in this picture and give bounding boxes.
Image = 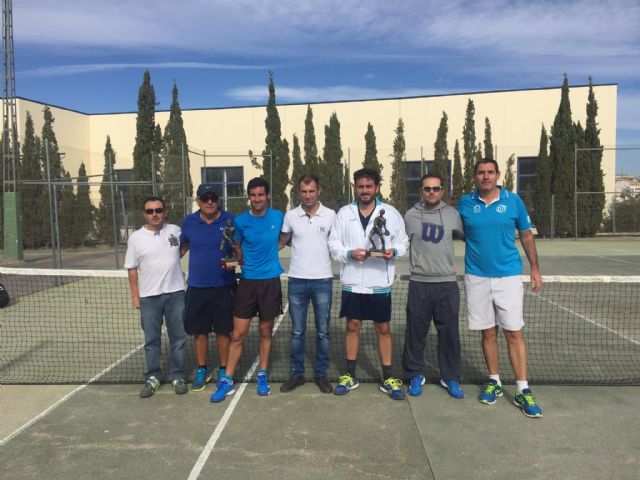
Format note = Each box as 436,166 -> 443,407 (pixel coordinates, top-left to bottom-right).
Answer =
339,290 -> 392,323
184,285 -> 235,335
233,277 -> 282,321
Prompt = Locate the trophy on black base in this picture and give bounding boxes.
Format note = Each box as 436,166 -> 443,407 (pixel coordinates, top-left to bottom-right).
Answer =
368,209 -> 390,257
220,219 -> 240,270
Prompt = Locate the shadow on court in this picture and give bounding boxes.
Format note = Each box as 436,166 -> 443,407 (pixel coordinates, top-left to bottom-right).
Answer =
1,384 -> 639,480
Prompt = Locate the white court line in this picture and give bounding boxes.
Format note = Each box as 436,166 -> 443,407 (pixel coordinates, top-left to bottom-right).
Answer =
188,302 -> 289,480
527,291 -> 640,346
592,255 -> 640,266
0,342 -> 145,447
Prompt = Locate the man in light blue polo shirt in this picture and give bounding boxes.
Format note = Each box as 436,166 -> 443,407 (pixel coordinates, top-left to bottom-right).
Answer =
458,158 -> 543,418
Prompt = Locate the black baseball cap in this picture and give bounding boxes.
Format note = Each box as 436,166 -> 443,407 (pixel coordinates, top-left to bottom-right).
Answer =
196,184 -> 219,199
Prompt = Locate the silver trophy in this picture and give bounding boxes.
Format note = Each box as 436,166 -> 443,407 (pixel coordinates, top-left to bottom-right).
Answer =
368,209 -> 390,257
220,219 -> 239,269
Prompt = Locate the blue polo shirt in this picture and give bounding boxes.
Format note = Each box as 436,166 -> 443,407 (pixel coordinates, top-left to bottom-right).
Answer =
458,187 -> 532,278
180,210 -> 236,287
234,208 -> 284,280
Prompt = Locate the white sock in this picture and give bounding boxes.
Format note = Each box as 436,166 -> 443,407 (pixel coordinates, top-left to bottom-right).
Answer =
516,380 -> 529,393
489,374 -> 501,386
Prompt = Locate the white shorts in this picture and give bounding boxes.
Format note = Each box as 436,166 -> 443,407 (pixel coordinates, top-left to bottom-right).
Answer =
464,273 -> 524,331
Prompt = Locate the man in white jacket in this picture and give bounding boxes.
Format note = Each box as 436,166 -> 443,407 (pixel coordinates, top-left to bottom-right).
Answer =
329,168 -> 408,400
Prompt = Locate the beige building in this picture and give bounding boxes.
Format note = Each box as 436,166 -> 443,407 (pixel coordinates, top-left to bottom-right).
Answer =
16,83 -> 617,209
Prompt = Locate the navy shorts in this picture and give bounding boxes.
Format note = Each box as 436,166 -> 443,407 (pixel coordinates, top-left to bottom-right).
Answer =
233,277 -> 283,321
184,285 -> 235,335
339,290 -> 392,323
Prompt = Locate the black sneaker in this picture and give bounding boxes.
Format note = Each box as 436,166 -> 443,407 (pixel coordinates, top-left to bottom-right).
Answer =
314,376 -> 333,394
140,376 -> 161,398
172,379 -> 188,395
280,375 -> 305,393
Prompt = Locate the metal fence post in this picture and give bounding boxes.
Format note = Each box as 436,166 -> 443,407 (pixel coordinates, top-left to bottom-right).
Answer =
612,194 -> 617,235
45,140 -> 57,268
550,194 -> 555,240
151,152 -> 158,196
108,152 -> 120,268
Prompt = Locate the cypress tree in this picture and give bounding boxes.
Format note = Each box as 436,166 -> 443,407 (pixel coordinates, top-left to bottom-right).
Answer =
534,125 -> 552,236
303,105 -> 319,176
97,136 -> 117,245
451,139 -> 463,205
75,162 -> 94,245
484,117 -> 494,160
584,78 -> 605,235
503,154 -> 515,191
462,99 -> 476,193
20,112 -> 45,247
161,82 -> 191,224
132,70 -> 157,223
58,170 -> 77,247
432,112 -> 450,200
255,72 -> 289,211
289,134 -> 304,202
319,112 -> 344,211
389,118 -> 407,213
363,122 -> 383,199
550,75 -> 575,235
41,107 -> 63,179
363,123 -> 382,172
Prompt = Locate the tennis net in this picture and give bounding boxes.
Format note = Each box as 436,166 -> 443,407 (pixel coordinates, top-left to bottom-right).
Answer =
1,267 -> 639,385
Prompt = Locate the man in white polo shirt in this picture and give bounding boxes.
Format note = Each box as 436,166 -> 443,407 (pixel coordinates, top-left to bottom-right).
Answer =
279,174 -> 336,394
458,158 -> 543,418
125,196 -> 187,398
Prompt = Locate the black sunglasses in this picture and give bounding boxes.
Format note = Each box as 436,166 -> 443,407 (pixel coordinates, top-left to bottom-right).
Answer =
422,186 -> 443,193
199,194 -> 218,203
144,208 -> 164,214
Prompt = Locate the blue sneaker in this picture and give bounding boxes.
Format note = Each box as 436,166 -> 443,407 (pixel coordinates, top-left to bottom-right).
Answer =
192,367 -> 211,392
440,379 -> 464,399
478,379 -> 503,405
379,378 -> 405,400
514,388 -> 543,418
210,376 -> 235,403
334,373 -> 359,395
256,372 -> 271,396
216,368 -> 226,389
408,375 -> 426,397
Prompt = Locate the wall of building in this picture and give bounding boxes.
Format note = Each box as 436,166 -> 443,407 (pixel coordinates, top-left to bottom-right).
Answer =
17,83 -> 618,203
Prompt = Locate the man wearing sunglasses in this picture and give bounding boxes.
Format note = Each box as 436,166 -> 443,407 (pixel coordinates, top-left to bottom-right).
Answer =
402,174 -> 465,398
125,196 -> 187,398
180,184 -> 237,393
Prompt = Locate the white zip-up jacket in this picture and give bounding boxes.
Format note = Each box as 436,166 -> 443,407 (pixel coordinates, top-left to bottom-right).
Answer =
329,199 -> 408,294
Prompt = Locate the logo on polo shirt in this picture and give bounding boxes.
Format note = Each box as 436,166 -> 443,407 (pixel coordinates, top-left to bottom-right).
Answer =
168,234 -> 179,247
497,205 -> 507,214
473,205 -> 481,214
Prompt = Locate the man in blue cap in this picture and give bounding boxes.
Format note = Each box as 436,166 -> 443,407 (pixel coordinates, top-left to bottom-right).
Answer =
181,184 -> 237,392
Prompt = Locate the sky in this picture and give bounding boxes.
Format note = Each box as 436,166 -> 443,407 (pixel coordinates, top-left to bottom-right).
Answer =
12,0 -> 640,175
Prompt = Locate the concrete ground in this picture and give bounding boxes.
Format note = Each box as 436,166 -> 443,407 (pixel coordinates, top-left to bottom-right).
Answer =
1,383 -> 639,479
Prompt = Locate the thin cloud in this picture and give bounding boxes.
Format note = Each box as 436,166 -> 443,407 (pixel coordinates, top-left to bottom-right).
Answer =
18,62 -> 265,79
227,85 -> 459,103
618,92 -> 640,133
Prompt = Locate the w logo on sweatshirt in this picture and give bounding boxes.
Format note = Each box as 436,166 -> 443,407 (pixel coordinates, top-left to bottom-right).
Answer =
422,222 -> 444,244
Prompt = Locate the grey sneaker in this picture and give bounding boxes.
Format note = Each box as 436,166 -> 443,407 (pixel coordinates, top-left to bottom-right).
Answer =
173,379 -> 188,395
140,376 -> 161,398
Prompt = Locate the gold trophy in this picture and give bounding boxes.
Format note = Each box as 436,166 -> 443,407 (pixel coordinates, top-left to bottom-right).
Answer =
220,219 -> 240,270
368,209 -> 390,257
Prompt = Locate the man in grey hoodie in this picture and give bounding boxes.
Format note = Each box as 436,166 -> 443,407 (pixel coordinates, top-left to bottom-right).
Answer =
402,173 -> 465,398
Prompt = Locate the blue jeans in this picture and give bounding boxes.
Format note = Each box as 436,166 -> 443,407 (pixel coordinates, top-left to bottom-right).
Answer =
287,277 -> 333,377
139,291 -> 186,381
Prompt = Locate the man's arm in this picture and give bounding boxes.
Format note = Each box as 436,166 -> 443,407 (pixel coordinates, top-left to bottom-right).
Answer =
279,231 -> 292,251
127,268 -> 140,309
180,242 -> 189,258
519,230 -> 542,292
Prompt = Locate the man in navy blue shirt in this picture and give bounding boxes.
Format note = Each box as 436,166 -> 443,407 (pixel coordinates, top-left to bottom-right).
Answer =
458,159 -> 543,418
211,177 -> 284,403
180,184 -> 236,392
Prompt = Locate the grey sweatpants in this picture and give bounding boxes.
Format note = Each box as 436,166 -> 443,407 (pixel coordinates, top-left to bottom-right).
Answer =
402,280 -> 461,380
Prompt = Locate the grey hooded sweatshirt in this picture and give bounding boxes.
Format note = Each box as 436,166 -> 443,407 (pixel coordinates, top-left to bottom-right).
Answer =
404,200 -> 464,283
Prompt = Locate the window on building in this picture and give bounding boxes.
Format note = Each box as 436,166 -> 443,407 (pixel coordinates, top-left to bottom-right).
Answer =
201,166 -> 245,213
517,156 -> 537,195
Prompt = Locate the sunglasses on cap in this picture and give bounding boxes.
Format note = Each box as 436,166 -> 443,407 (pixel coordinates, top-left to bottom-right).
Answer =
144,208 -> 164,214
199,194 -> 218,203
422,186 -> 443,193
